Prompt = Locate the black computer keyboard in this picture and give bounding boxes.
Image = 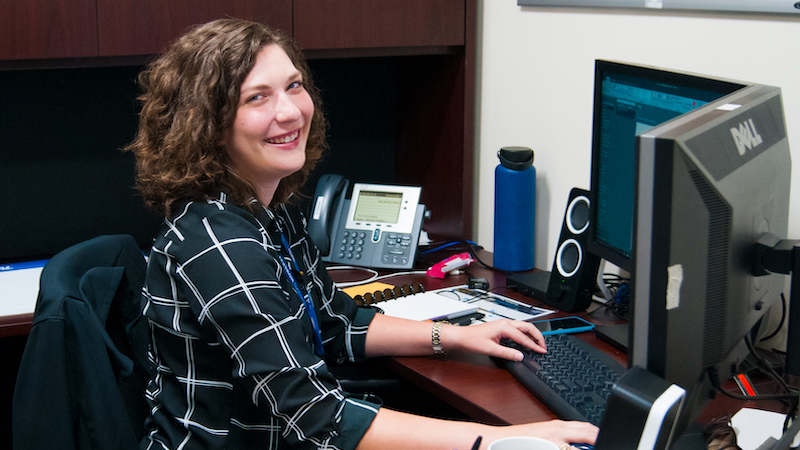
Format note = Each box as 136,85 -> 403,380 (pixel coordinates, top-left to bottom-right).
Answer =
495,333 -> 627,426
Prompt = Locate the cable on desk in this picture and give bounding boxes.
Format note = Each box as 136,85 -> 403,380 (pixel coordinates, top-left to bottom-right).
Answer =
416,240 -> 494,275
706,333 -> 800,445
419,240 -> 479,255
760,293 -> 787,343
585,272 -> 630,321
327,265 -> 428,288
706,324 -> 800,450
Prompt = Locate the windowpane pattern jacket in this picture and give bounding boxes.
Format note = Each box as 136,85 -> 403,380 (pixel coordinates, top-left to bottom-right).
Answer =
141,197 -> 379,450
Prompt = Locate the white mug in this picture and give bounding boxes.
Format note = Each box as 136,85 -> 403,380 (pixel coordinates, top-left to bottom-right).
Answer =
487,436 -> 560,450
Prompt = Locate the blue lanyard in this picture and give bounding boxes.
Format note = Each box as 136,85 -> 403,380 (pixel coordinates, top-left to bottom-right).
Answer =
279,233 -> 324,357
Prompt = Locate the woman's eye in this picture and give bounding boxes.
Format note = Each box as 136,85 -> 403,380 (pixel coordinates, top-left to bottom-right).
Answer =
288,81 -> 303,90
247,94 -> 265,103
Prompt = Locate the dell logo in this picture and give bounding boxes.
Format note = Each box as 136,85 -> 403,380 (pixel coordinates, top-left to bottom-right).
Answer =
730,119 -> 763,155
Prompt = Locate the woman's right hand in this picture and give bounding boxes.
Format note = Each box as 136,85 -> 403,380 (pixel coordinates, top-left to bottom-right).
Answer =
355,408 -> 598,450
491,419 -> 598,450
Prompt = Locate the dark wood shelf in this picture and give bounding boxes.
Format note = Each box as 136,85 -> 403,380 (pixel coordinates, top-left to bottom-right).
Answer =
0,0 -> 97,60
293,0 -> 465,50
1,0 -> 476,254
96,0 -> 293,57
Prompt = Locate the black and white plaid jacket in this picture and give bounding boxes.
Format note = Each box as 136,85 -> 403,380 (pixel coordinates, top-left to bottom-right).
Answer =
141,196 -> 379,450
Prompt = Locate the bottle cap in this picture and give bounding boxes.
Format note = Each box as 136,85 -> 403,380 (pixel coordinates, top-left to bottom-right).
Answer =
498,146 -> 534,170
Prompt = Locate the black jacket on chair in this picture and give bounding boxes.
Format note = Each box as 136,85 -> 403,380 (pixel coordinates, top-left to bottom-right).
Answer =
12,234 -> 151,450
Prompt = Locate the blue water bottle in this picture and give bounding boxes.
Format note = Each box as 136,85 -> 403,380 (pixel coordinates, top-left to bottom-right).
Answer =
494,146 -> 536,271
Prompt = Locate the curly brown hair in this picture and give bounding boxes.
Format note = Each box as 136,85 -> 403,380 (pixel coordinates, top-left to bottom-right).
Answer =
125,19 -> 327,217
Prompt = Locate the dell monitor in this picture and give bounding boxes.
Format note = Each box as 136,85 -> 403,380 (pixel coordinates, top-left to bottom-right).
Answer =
631,64 -> 791,435
589,60 -> 793,448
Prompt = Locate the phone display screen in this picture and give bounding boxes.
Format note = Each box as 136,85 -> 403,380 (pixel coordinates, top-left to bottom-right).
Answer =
353,190 -> 403,223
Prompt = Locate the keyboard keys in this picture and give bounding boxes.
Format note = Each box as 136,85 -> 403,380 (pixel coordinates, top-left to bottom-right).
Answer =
494,334 -> 626,426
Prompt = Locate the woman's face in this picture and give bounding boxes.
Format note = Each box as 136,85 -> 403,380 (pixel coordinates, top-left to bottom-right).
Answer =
225,44 -> 314,202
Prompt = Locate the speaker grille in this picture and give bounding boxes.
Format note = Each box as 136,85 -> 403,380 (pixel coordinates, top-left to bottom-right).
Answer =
566,195 -> 591,235
556,239 -> 582,277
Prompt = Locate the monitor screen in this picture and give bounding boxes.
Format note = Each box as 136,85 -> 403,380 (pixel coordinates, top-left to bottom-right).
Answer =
628,63 -> 791,440
588,60 -> 743,272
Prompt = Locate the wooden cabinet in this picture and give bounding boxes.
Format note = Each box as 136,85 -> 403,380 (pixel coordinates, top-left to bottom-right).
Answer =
96,0 -> 293,57
96,0 -> 465,58
0,0 -> 476,240
294,0 -> 465,50
2,0 -> 466,60
292,0 -> 475,239
0,0 -> 97,60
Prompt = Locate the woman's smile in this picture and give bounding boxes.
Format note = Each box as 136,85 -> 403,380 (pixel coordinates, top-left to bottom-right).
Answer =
265,129 -> 300,145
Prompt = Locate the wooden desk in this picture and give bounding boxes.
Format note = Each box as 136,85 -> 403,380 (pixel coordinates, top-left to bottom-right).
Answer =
3,252 -> 789,431
354,266 -> 626,425
330,260 -> 789,442
0,313 -> 33,338
387,325 -> 627,426
403,263 -> 622,424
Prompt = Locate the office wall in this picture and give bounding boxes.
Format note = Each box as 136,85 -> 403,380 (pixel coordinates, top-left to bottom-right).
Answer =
475,0 -> 800,272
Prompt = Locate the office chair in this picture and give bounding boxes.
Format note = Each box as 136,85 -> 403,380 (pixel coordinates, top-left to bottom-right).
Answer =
12,234 -> 152,450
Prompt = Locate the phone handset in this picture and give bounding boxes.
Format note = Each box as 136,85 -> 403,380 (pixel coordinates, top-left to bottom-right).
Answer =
308,174 -> 350,255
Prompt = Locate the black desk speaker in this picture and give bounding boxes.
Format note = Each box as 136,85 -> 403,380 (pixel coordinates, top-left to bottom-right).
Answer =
544,188 -> 600,312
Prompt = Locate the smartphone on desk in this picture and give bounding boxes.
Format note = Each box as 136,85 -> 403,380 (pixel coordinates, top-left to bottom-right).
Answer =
532,316 -> 595,336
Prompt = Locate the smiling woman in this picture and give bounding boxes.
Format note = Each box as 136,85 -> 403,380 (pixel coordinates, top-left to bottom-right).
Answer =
225,44 -> 315,205
124,19 -> 327,216
126,18 -> 597,450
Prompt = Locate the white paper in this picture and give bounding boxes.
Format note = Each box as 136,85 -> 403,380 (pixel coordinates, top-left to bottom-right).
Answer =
0,264 -> 43,316
731,407 -> 800,449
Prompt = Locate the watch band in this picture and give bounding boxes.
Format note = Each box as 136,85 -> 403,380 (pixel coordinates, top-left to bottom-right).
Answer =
432,321 -> 448,355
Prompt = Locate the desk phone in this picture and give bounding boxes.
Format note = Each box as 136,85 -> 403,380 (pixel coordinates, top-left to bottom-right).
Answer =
308,174 -> 426,270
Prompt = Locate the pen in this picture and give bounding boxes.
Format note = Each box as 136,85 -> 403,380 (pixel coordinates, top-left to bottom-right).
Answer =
491,297 -> 540,314
456,288 -> 540,314
471,436 -> 482,450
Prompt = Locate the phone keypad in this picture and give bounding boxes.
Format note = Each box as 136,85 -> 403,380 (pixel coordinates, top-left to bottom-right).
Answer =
334,230 -> 413,266
338,231 -> 367,261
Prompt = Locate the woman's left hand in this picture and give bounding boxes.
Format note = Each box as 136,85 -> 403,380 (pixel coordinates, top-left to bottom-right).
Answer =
442,319 -> 547,361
